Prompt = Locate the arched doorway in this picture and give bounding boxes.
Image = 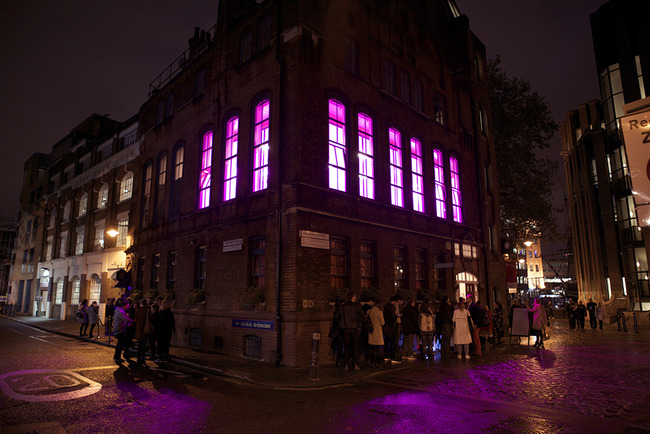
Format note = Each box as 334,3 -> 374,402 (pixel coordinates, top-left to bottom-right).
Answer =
456,272 -> 478,301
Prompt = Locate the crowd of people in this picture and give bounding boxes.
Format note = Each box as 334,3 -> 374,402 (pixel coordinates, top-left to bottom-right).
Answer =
564,297 -> 606,331
329,292 -> 507,371
76,295 -> 175,365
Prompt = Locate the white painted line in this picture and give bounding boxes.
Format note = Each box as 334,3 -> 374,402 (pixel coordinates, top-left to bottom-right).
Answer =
28,336 -> 55,345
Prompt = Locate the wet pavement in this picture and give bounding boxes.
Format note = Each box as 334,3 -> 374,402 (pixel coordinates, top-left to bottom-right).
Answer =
5,312 -> 650,432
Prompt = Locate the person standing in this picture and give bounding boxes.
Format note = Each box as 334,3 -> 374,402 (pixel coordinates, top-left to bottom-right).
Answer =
400,298 -> 418,359
157,300 -> 176,362
149,303 -> 161,361
596,301 -> 606,331
452,298 -> 473,359
382,296 -> 398,362
341,292 -> 364,371
77,299 -> 89,336
418,302 -> 435,359
329,299 -> 344,367
527,298 -> 548,349
438,296 -> 454,358
586,298 -> 597,330
87,301 -> 100,338
112,299 -> 133,363
105,298 -> 115,336
466,294 -> 482,356
492,301 -> 505,345
576,300 -> 587,330
566,299 -> 576,330
367,298 -> 385,367
134,300 -> 150,364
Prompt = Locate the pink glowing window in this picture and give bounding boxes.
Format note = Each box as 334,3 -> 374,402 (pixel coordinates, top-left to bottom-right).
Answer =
410,138 -> 424,212
433,149 -> 446,219
389,128 -> 403,207
358,113 -> 375,199
223,116 -> 239,201
198,131 -> 213,209
328,99 -> 347,192
253,100 -> 270,192
450,156 -> 463,223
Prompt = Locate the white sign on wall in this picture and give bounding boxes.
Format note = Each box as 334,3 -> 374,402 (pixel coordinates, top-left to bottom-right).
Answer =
299,230 -> 330,250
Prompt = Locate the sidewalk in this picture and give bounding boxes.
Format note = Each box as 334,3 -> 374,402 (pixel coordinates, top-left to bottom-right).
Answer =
7,313 -> 649,390
6,314 -> 402,389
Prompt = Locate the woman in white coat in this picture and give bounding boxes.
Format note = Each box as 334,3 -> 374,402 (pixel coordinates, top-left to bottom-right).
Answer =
452,297 -> 473,359
367,298 -> 385,367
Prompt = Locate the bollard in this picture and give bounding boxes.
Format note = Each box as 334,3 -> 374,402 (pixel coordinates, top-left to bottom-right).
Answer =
309,330 -> 320,381
633,313 -> 639,333
622,314 -> 628,332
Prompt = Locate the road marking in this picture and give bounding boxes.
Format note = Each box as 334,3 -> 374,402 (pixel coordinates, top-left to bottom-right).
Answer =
0,369 -> 102,402
8,328 -> 23,335
28,335 -> 55,345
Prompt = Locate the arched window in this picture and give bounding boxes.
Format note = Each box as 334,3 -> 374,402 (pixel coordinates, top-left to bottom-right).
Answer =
450,156 -> 463,223
223,116 -> 239,201
433,149 -> 446,219
388,128 -> 403,207
141,162 -> 153,225
78,193 -> 88,217
70,277 -> 81,306
358,113 -> 374,199
97,183 -> 109,209
410,138 -> 424,212
328,99 -> 346,191
89,275 -> 101,304
119,172 -> 133,201
199,131 -> 213,209
154,154 -> 167,222
170,145 -> 184,218
62,201 -> 71,222
252,100 -> 270,192
55,279 -> 64,305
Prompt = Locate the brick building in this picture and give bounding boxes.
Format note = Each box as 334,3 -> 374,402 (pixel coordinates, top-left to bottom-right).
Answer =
133,0 -> 505,366
9,114 -> 139,319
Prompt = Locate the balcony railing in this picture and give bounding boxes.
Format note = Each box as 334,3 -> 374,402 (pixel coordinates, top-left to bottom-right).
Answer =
148,24 -> 217,96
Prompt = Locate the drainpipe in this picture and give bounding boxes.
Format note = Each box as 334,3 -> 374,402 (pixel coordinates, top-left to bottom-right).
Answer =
274,0 -> 284,367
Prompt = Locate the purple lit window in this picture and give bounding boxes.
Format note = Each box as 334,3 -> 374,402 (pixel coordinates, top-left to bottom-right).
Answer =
389,128 -> 403,207
198,131 -> 213,209
358,113 -> 374,199
328,99 -> 346,191
253,100 -> 270,192
433,149 -> 446,219
450,156 -> 463,223
223,116 -> 239,201
410,138 -> 424,212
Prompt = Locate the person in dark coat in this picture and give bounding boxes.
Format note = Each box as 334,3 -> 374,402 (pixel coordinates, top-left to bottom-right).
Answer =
87,301 -> 100,338
77,299 -> 89,336
438,296 -> 454,358
400,298 -> 419,359
156,300 -> 175,362
149,303 -> 160,361
329,299 -> 344,367
341,292 -> 365,371
576,300 -> 587,330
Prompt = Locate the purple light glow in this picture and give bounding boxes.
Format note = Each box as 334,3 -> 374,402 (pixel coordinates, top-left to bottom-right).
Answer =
252,100 -> 269,193
328,99 -> 347,192
450,156 -> 462,223
223,116 -> 239,201
410,138 -> 424,212
433,149 -> 446,219
358,112 -> 375,199
198,131 -> 213,209
389,128 -> 404,207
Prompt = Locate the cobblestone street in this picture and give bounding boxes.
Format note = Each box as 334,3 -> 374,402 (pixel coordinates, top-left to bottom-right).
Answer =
362,319 -> 650,432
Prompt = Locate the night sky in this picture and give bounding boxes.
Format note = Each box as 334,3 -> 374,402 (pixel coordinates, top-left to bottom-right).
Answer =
1,1 -> 608,253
